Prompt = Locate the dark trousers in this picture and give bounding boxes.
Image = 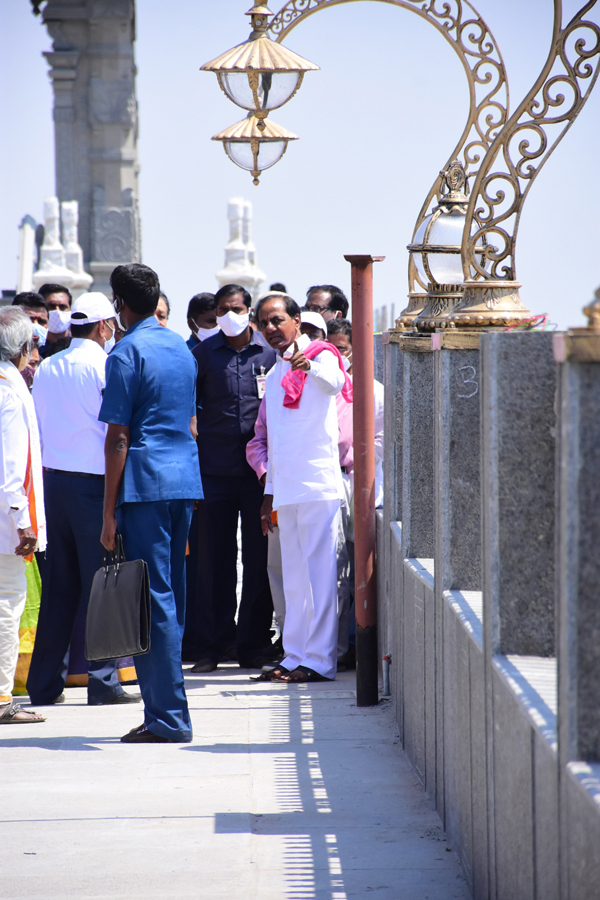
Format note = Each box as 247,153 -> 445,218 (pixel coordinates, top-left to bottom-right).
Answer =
27,470 -> 123,704
195,473 -> 273,666
117,499 -> 193,741
182,504 -> 200,661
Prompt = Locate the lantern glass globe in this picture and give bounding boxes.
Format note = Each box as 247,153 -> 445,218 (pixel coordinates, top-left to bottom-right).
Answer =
226,139 -> 287,172
221,71 -> 301,111
413,209 -> 467,286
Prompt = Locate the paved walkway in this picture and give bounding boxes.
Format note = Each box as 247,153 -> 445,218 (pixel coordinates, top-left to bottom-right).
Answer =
2,667 -> 469,899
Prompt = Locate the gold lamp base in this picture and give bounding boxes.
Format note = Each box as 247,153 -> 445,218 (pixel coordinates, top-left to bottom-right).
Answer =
413,284 -> 464,332
446,280 -> 531,329
392,292 -> 428,331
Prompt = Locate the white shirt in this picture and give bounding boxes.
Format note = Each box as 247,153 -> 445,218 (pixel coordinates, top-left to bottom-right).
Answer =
33,338 -> 108,475
265,333 -> 345,507
0,381 -> 31,554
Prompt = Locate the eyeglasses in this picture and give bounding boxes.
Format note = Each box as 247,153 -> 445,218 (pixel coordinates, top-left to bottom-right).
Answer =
302,304 -> 330,314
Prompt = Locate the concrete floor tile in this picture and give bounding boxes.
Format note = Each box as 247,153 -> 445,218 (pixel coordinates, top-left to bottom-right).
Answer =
2,670 -> 469,899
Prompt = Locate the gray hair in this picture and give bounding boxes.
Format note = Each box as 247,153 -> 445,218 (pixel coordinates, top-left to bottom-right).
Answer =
0,307 -> 34,362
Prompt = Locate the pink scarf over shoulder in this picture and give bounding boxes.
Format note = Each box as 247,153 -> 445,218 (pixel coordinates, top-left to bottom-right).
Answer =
280,340 -> 353,409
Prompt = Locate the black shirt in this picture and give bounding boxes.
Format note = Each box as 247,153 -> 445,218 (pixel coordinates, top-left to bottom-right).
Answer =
193,330 -> 276,477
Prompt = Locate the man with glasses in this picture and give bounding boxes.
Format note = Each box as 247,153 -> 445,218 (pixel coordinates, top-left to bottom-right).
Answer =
303,284 -> 349,323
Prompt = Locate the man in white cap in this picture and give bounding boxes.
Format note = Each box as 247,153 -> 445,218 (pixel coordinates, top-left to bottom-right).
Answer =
299,310 -> 327,343
27,293 -> 141,707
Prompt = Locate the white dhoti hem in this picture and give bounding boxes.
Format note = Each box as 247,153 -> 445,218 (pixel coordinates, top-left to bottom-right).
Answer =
0,553 -> 27,700
278,498 -> 340,680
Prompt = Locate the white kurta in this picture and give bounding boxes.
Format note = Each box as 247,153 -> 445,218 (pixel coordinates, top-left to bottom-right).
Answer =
263,333 -> 346,680
33,338 -> 108,475
0,360 -> 46,555
264,333 -> 345,507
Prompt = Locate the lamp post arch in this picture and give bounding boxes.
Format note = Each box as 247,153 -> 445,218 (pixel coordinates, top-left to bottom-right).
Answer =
267,0 -> 510,308
449,0 -> 600,327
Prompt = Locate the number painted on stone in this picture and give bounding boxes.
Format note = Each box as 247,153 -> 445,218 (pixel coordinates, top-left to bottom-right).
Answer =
457,365 -> 478,399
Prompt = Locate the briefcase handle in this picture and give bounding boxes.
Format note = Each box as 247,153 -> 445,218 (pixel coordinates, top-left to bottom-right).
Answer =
103,533 -> 127,575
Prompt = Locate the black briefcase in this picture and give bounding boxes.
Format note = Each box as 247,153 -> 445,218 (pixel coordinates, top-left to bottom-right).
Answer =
85,534 -> 151,662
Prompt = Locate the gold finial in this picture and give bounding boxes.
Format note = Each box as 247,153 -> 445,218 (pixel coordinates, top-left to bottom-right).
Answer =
583,286 -> 600,332
245,4 -> 273,38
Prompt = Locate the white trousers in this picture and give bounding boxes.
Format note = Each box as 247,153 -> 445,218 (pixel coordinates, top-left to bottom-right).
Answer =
267,525 -> 286,633
278,499 -> 340,680
0,553 -> 27,700
336,474 -> 352,658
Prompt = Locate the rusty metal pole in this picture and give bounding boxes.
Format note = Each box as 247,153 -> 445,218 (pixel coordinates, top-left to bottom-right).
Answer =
344,254 -> 385,707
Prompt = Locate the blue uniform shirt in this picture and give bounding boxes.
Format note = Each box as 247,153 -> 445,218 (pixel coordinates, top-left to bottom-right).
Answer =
193,330 -> 276,477
99,317 -> 203,506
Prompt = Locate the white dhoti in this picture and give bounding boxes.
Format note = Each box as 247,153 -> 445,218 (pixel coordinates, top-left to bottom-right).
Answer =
267,524 -> 285,633
278,498 -> 340,680
0,553 -> 27,701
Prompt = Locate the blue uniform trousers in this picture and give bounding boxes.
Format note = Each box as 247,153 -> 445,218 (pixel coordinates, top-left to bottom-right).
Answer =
27,470 -> 123,704
117,499 -> 193,742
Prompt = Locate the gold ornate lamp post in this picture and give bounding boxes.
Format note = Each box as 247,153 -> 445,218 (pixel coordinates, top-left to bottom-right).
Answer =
408,160 -> 486,332
201,3 -> 318,184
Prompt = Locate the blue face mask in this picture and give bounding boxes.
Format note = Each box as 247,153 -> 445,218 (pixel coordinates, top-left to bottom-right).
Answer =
103,323 -> 116,354
32,322 -> 47,346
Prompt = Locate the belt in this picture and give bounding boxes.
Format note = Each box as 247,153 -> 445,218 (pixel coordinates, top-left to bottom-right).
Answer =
44,468 -> 104,480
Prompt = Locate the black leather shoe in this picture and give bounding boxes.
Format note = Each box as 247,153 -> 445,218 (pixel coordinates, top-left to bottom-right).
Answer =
121,726 -> 174,743
30,692 -> 65,706
88,692 -> 141,706
190,659 -> 217,673
239,653 -> 284,670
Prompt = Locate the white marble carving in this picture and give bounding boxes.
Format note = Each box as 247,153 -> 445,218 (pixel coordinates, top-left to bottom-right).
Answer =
216,197 -> 265,304
32,197 -> 73,292
17,215 -> 37,293
32,197 -> 92,299
61,201 -> 93,298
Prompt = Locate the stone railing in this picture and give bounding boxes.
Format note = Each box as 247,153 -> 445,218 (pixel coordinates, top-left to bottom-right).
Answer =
375,322 -> 600,900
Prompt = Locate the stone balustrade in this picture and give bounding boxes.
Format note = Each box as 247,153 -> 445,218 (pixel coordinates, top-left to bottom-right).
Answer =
376,321 -> 600,900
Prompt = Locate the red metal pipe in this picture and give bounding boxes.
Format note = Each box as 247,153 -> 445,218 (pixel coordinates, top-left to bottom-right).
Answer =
344,254 -> 384,706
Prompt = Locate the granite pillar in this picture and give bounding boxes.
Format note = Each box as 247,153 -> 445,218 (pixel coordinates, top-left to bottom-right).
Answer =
434,333 -> 482,593
481,332 -> 557,658
41,0 -> 141,296
401,335 -> 435,561
555,334 -> 600,763
481,331 -> 557,900
381,335 -> 405,729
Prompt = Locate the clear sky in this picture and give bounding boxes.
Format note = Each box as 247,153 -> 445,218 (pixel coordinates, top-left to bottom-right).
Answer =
1,0 -> 599,337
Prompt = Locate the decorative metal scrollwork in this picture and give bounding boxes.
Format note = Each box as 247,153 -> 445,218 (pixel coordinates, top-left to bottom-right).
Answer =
268,0 -> 509,295
463,0 -> 600,282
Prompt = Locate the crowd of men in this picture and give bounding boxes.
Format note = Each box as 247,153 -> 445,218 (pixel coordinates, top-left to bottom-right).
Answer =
0,268 -> 383,741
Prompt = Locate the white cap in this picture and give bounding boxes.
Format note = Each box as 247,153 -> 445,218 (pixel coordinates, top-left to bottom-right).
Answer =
70,292 -> 115,325
300,310 -> 327,334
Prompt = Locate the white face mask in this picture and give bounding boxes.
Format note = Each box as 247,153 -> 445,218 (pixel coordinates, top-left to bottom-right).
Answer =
103,323 -> 116,354
49,309 -> 71,334
342,355 -> 352,372
32,323 -> 48,346
218,310 -> 250,338
195,324 -> 221,342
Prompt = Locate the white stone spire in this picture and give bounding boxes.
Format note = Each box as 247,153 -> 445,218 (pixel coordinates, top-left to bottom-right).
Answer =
216,197 -> 265,304
32,197 -> 73,293
31,197 -> 92,300
61,201 -> 93,299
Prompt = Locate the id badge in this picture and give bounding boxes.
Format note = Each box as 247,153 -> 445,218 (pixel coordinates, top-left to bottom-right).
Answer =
256,374 -> 266,399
